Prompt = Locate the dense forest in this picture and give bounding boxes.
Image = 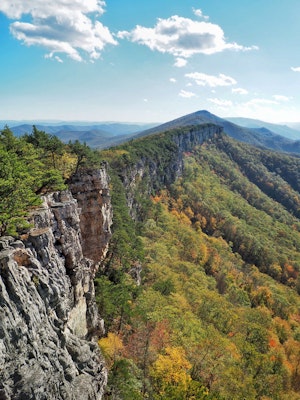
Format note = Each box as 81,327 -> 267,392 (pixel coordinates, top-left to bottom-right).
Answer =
98,130 -> 300,399
1,125 -> 300,399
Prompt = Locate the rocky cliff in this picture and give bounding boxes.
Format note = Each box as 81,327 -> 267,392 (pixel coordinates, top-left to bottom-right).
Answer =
0,123 -> 222,399
0,167 -> 112,400
120,123 -> 223,219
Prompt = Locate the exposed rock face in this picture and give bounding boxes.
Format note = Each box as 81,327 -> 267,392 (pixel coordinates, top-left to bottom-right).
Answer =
68,166 -> 112,267
0,168 -> 112,400
121,124 -> 223,219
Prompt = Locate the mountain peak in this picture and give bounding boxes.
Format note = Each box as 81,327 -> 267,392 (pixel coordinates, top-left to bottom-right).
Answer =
135,110 -> 300,154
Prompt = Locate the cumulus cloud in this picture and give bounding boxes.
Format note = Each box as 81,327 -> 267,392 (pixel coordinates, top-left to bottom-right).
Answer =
174,57 -> 187,68
118,15 -> 257,63
186,72 -> 237,87
291,66 -> 300,72
179,90 -> 196,98
169,78 -> 177,83
232,87 -> 248,95
0,0 -> 117,61
208,98 -> 232,107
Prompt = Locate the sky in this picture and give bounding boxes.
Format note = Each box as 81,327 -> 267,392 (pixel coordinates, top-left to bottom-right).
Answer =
0,0 -> 300,124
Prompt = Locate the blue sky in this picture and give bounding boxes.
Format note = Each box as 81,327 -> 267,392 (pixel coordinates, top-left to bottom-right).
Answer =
0,0 -> 300,123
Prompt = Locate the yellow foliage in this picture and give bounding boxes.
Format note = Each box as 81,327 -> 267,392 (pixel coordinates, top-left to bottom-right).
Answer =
98,332 -> 124,367
184,206 -> 194,219
56,151 -> 77,178
199,243 -> 209,265
151,346 -> 192,390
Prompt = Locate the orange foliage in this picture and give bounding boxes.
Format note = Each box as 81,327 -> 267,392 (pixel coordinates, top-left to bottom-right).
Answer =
150,320 -> 171,353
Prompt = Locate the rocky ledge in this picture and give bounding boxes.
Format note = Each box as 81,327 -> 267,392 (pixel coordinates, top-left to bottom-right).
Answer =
0,168 -> 112,400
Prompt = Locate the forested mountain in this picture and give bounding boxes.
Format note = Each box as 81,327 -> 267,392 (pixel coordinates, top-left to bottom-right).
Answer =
97,124 -> 300,399
5,122 -> 156,148
136,110 -> 300,154
1,120 -> 300,399
4,111 -> 300,152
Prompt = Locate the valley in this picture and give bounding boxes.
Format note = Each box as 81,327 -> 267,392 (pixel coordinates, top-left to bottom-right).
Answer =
1,112 -> 300,399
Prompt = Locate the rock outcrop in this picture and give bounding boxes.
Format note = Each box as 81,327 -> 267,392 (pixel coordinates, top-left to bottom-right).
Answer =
68,167 -> 112,268
120,123 -> 223,219
0,168 -> 112,400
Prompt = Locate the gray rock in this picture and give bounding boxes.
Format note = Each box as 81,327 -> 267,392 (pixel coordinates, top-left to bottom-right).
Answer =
0,168 -> 112,399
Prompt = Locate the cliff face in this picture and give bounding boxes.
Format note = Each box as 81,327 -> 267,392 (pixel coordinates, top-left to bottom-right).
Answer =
121,124 -> 223,218
0,167 -> 112,400
68,167 -> 112,268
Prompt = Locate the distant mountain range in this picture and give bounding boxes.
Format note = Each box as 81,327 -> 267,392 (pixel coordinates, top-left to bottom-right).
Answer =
227,117 -> 300,140
2,112 -> 300,153
1,122 -> 157,149
135,110 -> 300,154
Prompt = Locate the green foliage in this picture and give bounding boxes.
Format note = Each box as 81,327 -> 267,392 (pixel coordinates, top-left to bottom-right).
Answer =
171,138 -> 300,284
97,129 -> 300,399
0,125 -> 100,236
104,358 -> 144,400
68,139 -> 100,173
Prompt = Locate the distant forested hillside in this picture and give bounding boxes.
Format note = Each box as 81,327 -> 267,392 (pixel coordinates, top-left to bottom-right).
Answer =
97,128 -> 300,400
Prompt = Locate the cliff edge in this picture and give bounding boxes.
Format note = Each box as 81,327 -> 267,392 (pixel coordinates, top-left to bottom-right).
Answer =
0,167 -> 112,400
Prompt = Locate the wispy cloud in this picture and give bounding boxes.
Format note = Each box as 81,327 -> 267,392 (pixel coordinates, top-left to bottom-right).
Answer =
232,87 -> 248,95
179,89 -> 196,98
208,98 -> 232,107
245,98 -> 278,106
192,8 -> 209,20
233,96 -> 299,123
0,0 -> 117,62
273,95 -> 290,102
186,72 -> 237,87
291,66 -> 300,72
118,15 -> 257,65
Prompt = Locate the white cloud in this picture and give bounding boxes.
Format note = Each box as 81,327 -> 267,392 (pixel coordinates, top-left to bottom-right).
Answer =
233,97 -> 300,123
45,53 -> 63,63
291,66 -> 300,72
179,90 -> 196,98
192,8 -> 209,20
208,98 -> 232,107
273,95 -> 290,102
169,78 -> 177,83
174,57 -> 187,68
232,87 -> 248,95
0,0 -> 117,61
246,98 -> 278,106
0,0 -> 106,19
186,72 -> 237,87
118,15 -> 257,62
